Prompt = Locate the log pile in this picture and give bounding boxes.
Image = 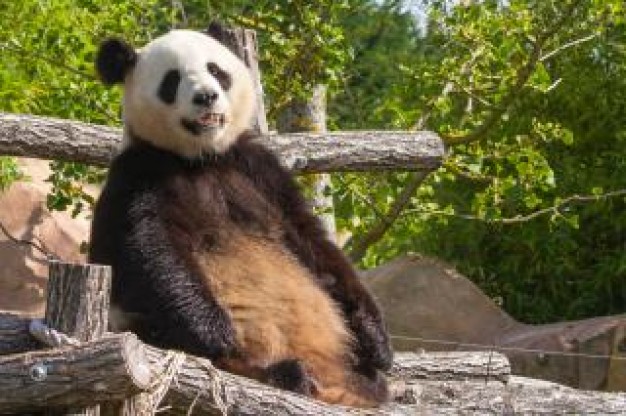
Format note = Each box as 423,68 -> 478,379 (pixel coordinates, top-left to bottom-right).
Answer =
0,263 -> 624,415
1,318 -> 625,414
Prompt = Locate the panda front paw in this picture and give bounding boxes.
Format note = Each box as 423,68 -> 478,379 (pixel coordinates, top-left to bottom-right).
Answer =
263,359 -> 319,396
350,303 -> 393,373
198,310 -> 240,359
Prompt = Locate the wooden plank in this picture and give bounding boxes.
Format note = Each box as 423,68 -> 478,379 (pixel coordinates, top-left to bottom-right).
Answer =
0,112 -> 444,173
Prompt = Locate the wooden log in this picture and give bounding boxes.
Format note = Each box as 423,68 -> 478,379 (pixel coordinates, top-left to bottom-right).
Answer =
0,333 -> 151,414
0,112 -> 444,173
392,376 -> 626,414
391,351 -> 510,382
0,314 -> 511,381
45,262 -> 111,343
277,85 -> 337,241
0,313 -> 41,355
0,316 -> 624,415
144,346 -> 626,415
142,345 -> 378,416
45,262 -> 112,416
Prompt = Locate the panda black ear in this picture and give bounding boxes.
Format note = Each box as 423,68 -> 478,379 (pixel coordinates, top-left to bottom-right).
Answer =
96,38 -> 137,85
204,21 -> 239,55
205,21 -> 228,42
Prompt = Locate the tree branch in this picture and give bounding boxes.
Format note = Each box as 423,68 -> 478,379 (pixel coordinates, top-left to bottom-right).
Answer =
404,189 -> 626,225
444,0 -> 584,146
540,33 -> 597,62
348,171 -> 429,262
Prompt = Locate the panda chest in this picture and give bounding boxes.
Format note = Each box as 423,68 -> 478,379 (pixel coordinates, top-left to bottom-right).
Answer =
162,170 -> 283,240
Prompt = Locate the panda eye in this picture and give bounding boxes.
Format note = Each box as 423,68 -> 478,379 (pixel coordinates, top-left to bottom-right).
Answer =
207,63 -> 220,77
206,62 -> 232,91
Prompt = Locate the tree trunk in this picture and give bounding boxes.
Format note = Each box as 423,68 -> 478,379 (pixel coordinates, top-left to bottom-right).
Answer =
277,85 -> 337,241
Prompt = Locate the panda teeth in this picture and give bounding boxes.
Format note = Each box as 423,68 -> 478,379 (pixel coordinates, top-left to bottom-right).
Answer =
198,113 -> 223,127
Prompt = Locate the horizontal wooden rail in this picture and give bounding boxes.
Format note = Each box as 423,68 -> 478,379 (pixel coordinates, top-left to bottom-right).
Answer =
0,112 -> 444,173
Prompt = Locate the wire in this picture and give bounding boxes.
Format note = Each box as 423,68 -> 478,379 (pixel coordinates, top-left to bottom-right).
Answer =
390,334 -> 626,361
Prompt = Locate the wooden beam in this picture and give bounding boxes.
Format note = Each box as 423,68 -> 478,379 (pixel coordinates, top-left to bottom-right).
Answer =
0,112 -> 444,173
0,333 -> 151,414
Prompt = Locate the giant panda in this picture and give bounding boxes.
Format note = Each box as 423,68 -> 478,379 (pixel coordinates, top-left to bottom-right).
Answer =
89,28 -> 391,407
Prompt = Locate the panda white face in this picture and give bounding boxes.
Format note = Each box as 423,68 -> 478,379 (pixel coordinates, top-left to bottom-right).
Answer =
98,30 -> 256,158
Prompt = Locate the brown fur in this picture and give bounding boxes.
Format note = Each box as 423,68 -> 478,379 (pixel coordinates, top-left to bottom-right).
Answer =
89,138 -> 391,408
196,231 -> 378,406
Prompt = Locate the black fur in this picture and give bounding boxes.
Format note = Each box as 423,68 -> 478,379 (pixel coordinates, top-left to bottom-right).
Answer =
95,38 -> 137,85
157,69 -> 181,104
207,62 -> 232,91
88,132 -> 392,379
204,21 -> 239,56
263,359 -> 317,395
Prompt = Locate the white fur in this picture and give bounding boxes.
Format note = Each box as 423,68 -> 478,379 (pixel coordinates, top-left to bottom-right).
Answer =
122,30 -> 256,158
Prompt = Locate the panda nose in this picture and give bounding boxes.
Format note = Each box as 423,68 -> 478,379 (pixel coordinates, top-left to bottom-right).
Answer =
192,91 -> 218,107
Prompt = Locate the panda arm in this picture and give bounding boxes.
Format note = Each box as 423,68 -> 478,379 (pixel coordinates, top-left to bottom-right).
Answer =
90,181 -> 237,360
236,141 -> 392,372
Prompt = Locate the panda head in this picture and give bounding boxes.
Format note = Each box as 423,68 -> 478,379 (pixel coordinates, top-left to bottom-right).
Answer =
96,29 -> 256,158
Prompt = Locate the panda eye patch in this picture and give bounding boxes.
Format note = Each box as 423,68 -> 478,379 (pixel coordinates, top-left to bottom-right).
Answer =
207,62 -> 232,91
158,69 -> 181,104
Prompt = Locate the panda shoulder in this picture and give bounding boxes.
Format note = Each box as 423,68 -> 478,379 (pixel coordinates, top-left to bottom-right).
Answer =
231,131 -> 288,173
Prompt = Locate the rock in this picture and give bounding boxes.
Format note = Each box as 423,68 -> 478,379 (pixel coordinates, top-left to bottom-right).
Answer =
363,254 -> 626,391
0,159 -> 91,317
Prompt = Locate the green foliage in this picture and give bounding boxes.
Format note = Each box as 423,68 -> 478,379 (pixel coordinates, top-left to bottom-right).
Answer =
0,0 -> 174,213
332,0 -> 626,322
0,157 -> 24,191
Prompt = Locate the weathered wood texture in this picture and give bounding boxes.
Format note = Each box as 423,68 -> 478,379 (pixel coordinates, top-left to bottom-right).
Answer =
0,333 -> 151,414
391,351 -> 510,382
146,346 -> 626,415
0,112 -> 444,173
45,262 -> 112,343
45,262 -> 112,416
393,377 -> 626,414
277,85 -> 337,240
0,313 -> 41,355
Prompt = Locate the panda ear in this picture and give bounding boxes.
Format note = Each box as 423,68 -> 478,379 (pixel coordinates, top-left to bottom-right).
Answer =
204,21 -> 239,55
96,38 -> 137,85
205,21 -> 228,42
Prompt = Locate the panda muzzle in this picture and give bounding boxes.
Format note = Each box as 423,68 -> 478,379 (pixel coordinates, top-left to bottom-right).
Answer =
198,112 -> 225,127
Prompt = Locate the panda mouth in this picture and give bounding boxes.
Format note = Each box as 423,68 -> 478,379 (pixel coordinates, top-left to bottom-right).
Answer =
182,112 -> 225,135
